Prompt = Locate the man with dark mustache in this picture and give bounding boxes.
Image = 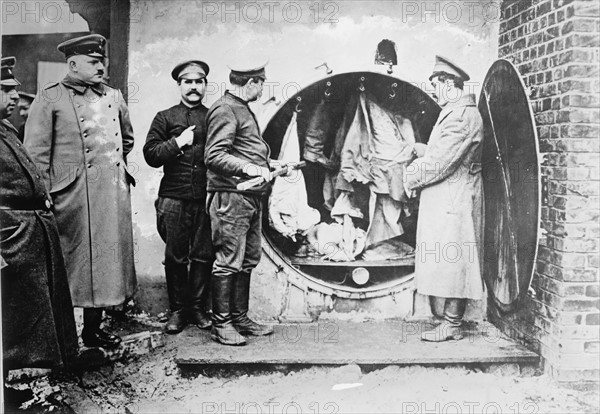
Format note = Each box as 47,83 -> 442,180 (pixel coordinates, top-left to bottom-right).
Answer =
143,60 -> 214,334
24,34 -> 137,349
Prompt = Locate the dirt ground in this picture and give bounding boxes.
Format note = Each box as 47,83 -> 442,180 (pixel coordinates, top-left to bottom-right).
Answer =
6,313 -> 600,414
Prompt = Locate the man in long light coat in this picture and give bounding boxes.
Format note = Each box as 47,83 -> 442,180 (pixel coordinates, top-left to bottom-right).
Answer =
24,34 -> 136,349
405,56 -> 484,341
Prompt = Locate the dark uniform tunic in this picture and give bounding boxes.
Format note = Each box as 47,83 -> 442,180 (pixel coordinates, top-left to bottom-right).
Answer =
205,92 -> 270,277
1,119 -> 78,370
143,103 -> 213,268
24,75 -> 137,308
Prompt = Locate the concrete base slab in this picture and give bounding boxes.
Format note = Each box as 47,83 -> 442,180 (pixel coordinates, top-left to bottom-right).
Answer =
175,320 -> 539,376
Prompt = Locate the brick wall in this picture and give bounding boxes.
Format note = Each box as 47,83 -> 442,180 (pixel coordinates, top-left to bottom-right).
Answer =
493,0 -> 599,382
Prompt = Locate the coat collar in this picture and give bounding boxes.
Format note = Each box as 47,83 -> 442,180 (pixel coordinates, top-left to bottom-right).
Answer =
437,93 -> 476,122
224,90 -> 250,107
62,74 -> 105,95
177,101 -> 207,112
0,118 -> 19,135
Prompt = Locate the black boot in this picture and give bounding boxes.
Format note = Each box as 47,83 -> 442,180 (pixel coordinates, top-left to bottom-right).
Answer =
232,272 -> 273,336
81,308 -> 121,349
421,298 -> 466,342
187,262 -> 212,329
165,264 -> 188,334
211,274 -> 246,346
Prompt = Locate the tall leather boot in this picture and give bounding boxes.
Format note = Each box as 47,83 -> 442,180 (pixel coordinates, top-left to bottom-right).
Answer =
165,264 -> 188,334
211,274 -> 246,346
232,272 -> 273,336
81,308 -> 121,348
187,261 -> 212,329
421,297 -> 466,342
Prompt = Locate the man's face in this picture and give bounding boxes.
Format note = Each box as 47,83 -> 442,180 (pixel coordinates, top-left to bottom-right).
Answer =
179,74 -> 206,106
18,98 -> 32,121
71,55 -> 105,85
246,78 -> 265,102
430,76 -> 459,107
0,86 -> 19,119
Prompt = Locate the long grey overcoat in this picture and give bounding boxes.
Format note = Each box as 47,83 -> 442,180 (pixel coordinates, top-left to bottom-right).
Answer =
24,75 -> 137,307
405,94 -> 485,300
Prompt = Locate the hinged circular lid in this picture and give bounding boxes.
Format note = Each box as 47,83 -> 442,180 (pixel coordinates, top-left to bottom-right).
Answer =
479,59 -> 541,313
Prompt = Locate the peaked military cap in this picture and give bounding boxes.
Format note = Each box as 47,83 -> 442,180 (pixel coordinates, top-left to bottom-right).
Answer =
429,55 -> 470,82
19,92 -> 36,101
1,56 -> 21,86
171,60 -> 210,81
227,59 -> 269,80
57,34 -> 107,59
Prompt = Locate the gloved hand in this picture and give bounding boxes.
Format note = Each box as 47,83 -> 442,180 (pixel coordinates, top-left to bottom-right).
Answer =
175,125 -> 196,149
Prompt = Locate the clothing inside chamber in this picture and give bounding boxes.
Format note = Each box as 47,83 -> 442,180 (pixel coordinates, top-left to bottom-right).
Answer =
267,89 -> 420,263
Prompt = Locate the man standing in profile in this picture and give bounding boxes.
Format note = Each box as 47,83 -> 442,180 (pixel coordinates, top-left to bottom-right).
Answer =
144,60 -> 213,334
24,34 -> 137,349
205,61 -> 274,346
404,56 -> 484,342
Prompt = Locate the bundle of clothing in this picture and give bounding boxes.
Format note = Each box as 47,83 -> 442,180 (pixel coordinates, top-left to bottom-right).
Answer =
270,91 -> 419,262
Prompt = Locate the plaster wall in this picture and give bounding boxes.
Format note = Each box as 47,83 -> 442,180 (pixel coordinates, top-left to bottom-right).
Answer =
126,0 -> 500,319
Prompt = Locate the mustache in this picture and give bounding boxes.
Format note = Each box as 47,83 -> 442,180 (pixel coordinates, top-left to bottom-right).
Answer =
186,91 -> 201,96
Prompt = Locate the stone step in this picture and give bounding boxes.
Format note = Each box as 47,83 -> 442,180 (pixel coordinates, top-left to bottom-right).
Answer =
175,320 -> 539,377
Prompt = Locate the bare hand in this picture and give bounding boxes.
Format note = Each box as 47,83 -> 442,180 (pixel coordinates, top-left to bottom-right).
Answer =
413,143 -> 427,158
243,164 -> 272,182
175,125 -> 196,149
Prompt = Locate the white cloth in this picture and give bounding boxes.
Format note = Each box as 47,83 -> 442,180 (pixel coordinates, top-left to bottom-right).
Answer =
269,112 -> 320,240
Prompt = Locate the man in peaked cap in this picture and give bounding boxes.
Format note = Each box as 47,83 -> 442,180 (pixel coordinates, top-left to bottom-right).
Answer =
1,57 -> 78,372
24,34 -> 137,349
143,60 -> 214,334
17,92 -> 36,142
404,55 -> 484,342
204,59 -> 274,346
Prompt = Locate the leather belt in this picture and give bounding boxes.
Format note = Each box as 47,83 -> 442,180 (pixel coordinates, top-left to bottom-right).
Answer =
0,198 -> 53,211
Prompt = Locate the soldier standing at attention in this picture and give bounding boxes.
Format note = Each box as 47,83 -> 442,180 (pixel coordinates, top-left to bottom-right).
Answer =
144,60 -> 214,334
204,61 -> 274,346
24,35 -> 137,349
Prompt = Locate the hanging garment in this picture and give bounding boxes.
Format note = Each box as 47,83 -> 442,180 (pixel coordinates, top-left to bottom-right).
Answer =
366,191 -> 405,247
333,92 -> 418,249
269,112 -> 320,240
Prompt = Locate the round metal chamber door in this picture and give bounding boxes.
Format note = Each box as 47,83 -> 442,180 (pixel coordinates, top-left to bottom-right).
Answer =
479,59 -> 541,313
261,71 -> 440,296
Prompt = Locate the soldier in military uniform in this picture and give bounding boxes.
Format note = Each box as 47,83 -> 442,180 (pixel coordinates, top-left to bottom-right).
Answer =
24,35 -> 137,349
144,60 -> 214,334
404,56 -> 484,342
1,57 -> 78,371
205,61 -> 274,346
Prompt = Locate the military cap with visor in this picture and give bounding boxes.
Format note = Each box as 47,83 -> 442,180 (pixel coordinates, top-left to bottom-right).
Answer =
57,34 -> 107,59
227,59 -> 268,81
429,55 -> 470,82
1,56 -> 21,86
171,60 -> 210,81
